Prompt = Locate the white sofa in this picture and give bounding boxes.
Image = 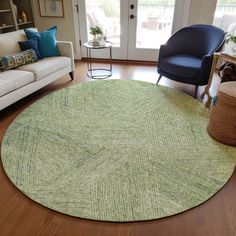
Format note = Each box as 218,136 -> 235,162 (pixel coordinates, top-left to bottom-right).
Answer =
0,29 -> 75,111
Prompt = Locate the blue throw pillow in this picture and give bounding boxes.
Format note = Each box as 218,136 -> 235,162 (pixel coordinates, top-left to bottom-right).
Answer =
24,26 -> 60,58
18,38 -> 42,60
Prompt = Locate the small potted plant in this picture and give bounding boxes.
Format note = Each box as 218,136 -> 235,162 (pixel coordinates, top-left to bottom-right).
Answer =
89,25 -> 103,46
225,33 -> 236,56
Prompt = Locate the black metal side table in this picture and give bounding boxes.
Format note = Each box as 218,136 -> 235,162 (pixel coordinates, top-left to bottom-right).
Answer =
83,41 -> 113,79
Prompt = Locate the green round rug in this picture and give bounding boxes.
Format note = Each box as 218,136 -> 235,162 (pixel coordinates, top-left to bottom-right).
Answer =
1,79 -> 236,222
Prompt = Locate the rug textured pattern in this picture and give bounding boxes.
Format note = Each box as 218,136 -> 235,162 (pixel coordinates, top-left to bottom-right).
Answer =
1,80 -> 236,222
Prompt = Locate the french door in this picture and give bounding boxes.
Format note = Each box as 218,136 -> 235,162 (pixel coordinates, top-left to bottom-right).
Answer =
78,0 -> 190,61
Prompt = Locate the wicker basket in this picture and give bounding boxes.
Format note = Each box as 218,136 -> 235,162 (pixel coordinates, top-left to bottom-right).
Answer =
207,81 -> 236,146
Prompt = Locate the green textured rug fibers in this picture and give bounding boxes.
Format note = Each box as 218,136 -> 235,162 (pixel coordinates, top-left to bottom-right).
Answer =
1,79 -> 236,222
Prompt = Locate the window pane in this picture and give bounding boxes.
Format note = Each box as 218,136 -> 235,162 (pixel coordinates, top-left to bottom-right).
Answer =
213,0 -> 236,31
136,0 -> 175,49
85,0 -> 120,47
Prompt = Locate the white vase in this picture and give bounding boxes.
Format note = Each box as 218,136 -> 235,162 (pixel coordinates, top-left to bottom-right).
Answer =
92,37 -> 100,46
98,35 -> 106,46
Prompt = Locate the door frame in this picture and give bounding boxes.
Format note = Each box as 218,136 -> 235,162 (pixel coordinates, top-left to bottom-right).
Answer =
72,0 -> 82,59
73,0 -> 192,61
76,0 -> 129,60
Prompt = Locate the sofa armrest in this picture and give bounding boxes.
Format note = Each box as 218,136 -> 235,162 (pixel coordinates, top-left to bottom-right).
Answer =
57,41 -> 75,72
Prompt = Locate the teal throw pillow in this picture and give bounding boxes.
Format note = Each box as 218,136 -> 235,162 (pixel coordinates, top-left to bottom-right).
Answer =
24,26 -> 60,58
1,49 -> 38,70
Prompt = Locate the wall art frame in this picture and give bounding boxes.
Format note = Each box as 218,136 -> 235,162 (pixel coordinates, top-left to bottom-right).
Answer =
39,0 -> 64,18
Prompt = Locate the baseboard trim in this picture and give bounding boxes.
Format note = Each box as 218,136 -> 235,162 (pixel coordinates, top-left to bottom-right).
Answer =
80,58 -> 157,66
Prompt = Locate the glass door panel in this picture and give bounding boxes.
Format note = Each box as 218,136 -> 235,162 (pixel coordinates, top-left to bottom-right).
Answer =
79,0 -> 128,59
128,0 -> 176,60
213,0 -> 236,55
136,0 -> 175,49
85,0 -> 121,47
78,0 -> 186,61
213,0 -> 236,31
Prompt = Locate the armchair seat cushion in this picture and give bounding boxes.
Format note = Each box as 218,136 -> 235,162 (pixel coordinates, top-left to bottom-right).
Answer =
159,55 -> 202,79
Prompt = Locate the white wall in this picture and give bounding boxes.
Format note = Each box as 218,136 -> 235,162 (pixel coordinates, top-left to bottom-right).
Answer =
187,0 -> 217,25
31,0 -> 81,59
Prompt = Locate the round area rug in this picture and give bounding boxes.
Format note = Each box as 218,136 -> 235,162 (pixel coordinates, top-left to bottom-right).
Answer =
1,80 -> 236,222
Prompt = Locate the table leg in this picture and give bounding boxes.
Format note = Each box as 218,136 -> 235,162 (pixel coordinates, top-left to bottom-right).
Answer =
88,48 -> 93,77
109,46 -> 112,72
202,55 -> 219,108
84,43 -> 113,79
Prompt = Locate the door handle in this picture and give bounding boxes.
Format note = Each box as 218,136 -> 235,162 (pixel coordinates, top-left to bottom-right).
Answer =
75,4 -> 79,12
130,15 -> 136,19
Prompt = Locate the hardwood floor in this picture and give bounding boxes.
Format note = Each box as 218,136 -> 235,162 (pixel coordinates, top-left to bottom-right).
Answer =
0,61 -> 235,236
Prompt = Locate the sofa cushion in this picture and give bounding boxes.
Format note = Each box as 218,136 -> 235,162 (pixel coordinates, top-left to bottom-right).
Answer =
1,49 -> 38,70
18,38 -> 42,60
0,70 -> 34,97
24,26 -> 60,58
16,56 -> 71,81
0,30 -> 27,57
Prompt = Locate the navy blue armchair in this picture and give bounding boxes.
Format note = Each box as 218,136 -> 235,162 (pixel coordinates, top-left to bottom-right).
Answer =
157,24 -> 225,98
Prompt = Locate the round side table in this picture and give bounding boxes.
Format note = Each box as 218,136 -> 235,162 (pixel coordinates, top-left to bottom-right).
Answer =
207,81 -> 236,146
83,41 -> 112,79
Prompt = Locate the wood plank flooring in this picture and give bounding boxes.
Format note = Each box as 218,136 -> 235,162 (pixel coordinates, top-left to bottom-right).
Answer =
0,61 -> 235,236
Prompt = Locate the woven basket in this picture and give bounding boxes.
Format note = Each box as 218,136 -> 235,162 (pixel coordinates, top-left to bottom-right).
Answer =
207,81 -> 236,146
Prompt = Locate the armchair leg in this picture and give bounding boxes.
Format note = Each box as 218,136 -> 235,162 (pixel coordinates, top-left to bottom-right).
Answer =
69,72 -> 74,81
194,85 -> 198,99
156,75 -> 162,85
